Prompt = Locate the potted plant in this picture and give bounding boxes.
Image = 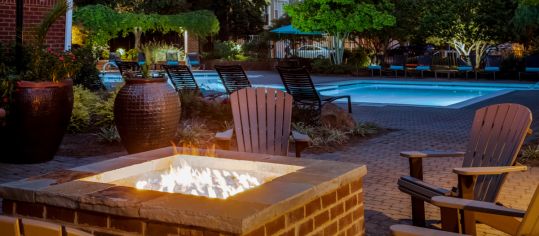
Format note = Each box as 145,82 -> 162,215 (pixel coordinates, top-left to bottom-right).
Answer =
0,1 -> 79,163
114,44 -> 181,153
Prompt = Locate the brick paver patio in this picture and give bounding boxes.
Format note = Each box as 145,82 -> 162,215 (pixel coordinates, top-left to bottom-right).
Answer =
1,75 -> 538,236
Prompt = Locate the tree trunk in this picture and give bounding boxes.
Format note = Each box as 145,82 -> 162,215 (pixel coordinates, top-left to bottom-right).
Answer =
134,27 -> 142,50
331,32 -> 349,65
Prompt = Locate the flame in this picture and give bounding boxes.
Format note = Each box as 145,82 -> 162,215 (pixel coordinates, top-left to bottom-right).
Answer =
171,142 -> 216,157
135,157 -> 262,199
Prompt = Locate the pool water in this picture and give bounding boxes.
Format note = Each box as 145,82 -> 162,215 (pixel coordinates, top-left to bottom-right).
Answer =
100,72 -> 534,108
319,84 -> 504,107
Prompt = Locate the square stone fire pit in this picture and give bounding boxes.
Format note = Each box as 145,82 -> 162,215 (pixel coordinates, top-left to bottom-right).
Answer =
0,148 -> 367,236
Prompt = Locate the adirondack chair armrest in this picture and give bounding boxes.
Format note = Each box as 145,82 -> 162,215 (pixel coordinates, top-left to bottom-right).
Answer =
452,166 -> 527,176
400,150 -> 465,159
431,196 -> 526,218
292,131 -> 311,158
390,224 -> 464,236
215,129 -> 233,150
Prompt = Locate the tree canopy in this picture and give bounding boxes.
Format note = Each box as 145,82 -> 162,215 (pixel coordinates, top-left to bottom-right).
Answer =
74,4 -> 219,48
75,0 -> 268,40
420,0 -> 517,68
285,0 -> 396,64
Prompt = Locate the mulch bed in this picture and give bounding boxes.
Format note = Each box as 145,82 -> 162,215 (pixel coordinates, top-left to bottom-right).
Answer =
57,133 -> 125,157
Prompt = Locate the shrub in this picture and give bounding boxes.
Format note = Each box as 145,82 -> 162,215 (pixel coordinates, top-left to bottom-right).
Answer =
179,92 -> 232,124
210,40 -> 244,60
521,144 -> 539,164
97,125 -> 121,143
68,85 -> 101,133
292,122 -> 381,147
310,58 -> 355,74
93,89 -> 118,127
72,45 -> 102,90
344,48 -> 370,67
176,119 -> 213,146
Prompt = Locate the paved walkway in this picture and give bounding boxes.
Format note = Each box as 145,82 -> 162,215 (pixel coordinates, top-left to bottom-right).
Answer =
1,75 -> 539,236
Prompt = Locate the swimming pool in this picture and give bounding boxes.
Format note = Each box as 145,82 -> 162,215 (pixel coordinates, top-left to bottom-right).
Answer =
100,72 -> 536,108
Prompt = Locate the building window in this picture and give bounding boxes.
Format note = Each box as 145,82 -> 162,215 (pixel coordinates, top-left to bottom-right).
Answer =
274,10 -> 279,18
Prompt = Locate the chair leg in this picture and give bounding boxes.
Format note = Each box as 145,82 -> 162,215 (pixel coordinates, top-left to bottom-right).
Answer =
441,206 -> 460,233
295,141 -> 309,158
347,97 -> 352,113
411,196 -> 426,227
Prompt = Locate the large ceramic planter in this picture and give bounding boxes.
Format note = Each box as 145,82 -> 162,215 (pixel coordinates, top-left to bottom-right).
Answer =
114,78 -> 181,154
1,80 -> 74,163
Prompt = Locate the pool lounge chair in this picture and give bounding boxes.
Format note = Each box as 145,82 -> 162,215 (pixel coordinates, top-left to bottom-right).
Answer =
386,55 -> 407,78
215,65 -> 252,95
456,57 -> 474,79
519,54 -> 539,80
165,51 -> 180,66
163,64 -> 222,98
186,52 -> 202,69
215,87 -> 311,157
137,52 -> 146,66
391,183 -> 539,235
411,55 -> 432,78
398,103 -> 532,231
476,55 -> 501,80
368,55 -> 384,77
276,66 -> 352,114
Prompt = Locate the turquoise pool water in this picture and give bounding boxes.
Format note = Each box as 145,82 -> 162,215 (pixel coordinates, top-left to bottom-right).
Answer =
100,72 -> 535,107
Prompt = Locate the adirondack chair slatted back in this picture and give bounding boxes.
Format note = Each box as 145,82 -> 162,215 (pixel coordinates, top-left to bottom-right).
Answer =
277,66 -> 321,106
116,61 -> 140,76
215,65 -> 252,94
230,88 -> 293,156
462,103 -> 532,202
163,65 -> 199,92
517,184 -> 539,235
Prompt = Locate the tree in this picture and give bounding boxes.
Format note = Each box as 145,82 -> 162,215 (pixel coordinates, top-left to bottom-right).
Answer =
285,0 -> 396,64
421,0 -> 517,68
355,0 -> 427,57
74,4 -> 219,49
513,1 -> 539,50
189,0 -> 269,40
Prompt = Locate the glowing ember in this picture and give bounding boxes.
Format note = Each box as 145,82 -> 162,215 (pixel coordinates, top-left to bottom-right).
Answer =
134,159 -> 263,199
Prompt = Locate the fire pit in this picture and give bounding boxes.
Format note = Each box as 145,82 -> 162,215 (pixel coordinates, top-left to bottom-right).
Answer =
0,147 -> 367,236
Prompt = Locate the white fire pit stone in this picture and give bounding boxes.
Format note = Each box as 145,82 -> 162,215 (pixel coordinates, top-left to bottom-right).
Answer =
0,147 -> 367,236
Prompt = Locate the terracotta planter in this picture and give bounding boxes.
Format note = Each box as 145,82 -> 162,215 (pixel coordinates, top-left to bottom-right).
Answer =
114,78 -> 181,154
1,80 -> 74,163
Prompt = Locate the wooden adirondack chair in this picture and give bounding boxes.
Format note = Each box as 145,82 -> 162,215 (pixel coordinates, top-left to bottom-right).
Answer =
215,65 -> 252,95
0,215 -> 20,236
276,66 -> 352,114
398,103 -> 532,231
390,183 -> 539,236
215,87 -> 311,157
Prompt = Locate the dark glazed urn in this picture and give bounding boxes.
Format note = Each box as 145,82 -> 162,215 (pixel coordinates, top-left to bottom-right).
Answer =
1,80 -> 74,163
114,78 -> 181,153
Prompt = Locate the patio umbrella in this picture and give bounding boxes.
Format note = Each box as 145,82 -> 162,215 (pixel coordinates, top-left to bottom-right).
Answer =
270,25 -> 322,36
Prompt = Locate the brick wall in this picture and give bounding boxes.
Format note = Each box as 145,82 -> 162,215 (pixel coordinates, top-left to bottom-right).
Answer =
243,178 -> 365,236
2,178 -> 365,236
0,0 -> 66,50
186,34 -> 199,53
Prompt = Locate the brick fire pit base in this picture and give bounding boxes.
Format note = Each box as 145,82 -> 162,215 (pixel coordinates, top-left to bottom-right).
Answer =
0,148 -> 367,236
